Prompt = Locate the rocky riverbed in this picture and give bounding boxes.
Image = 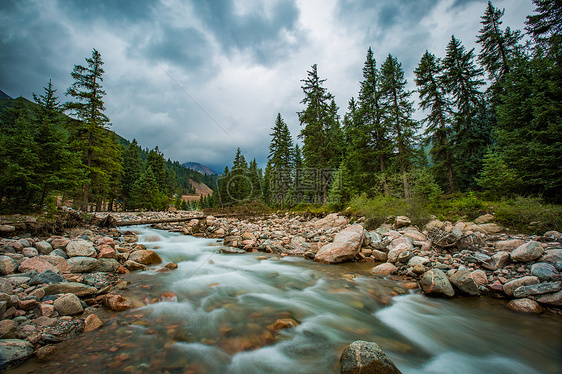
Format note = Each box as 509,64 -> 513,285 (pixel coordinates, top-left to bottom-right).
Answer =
0,210 -> 560,372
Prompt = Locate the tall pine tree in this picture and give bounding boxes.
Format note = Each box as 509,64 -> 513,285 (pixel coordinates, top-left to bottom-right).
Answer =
380,54 -> 419,198
65,48 -> 119,210
414,51 -> 455,193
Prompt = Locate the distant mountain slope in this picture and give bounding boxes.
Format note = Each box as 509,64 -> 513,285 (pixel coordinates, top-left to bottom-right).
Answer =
183,162 -> 218,175
0,89 -> 13,100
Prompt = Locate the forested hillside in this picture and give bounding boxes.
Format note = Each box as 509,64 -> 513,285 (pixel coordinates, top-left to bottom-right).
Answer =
0,75 -> 216,213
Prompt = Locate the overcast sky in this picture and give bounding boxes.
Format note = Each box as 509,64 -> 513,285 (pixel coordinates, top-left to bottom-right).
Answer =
0,0 -> 535,172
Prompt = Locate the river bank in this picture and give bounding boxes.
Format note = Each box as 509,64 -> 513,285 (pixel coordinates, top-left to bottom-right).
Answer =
0,210 -> 560,372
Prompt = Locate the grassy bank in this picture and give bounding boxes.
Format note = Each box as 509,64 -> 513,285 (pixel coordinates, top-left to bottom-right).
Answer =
346,194 -> 562,234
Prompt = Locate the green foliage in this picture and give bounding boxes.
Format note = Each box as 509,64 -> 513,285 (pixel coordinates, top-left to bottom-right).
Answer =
412,168 -> 443,203
380,54 -> 420,198
495,196 -> 562,234
476,150 -> 521,198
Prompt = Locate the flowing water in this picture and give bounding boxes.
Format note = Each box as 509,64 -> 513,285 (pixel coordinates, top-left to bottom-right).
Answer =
9,226 -> 562,374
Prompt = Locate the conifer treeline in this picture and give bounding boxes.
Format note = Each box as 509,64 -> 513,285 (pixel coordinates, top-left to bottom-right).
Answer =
220,0 -> 561,206
0,51 -> 214,213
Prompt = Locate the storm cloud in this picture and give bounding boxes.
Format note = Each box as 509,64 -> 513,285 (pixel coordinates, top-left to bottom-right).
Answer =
0,0 -> 533,172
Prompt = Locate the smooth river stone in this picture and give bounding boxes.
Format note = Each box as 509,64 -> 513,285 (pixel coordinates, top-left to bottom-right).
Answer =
512,282 -> 562,298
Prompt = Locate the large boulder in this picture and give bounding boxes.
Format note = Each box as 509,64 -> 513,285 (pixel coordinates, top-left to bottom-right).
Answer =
128,250 -> 162,266
513,282 -> 561,298
494,239 -> 526,252
448,268 -> 480,296
96,258 -> 121,272
530,262 -> 559,281
38,255 -> 70,274
503,276 -> 540,296
481,251 -> 510,271
65,239 -> 97,258
53,293 -> 83,316
387,238 -> 413,263
538,249 -> 562,271
18,257 -> 59,274
35,240 -> 53,255
43,282 -> 97,297
536,290 -> 562,306
419,269 -> 455,297
29,270 -> 66,286
393,216 -> 411,229
511,241 -> 544,262
340,340 -> 402,374
0,339 -> 34,371
0,255 -> 19,275
370,263 -> 397,276
507,298 -> 543,313
311,213 -> 348,230
314,225 -> 364,264
67,257 -> 99,273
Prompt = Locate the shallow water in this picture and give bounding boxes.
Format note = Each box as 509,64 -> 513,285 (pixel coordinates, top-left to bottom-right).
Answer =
9,226 -> 562,374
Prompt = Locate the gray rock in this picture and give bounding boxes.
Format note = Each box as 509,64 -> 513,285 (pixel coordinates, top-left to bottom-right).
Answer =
124,260 -> 146,271
536,290 -> 562,306
503,276 -> 540,296
29,270 -> 67,286
314,225 -> 365,264
511,241 -> 544,262
0,300 -> 6,319
67,256 -> 99,273
35,240 -> 53,255
65,239 -> 96,258
43,282 -> 97,297
408,256 -> 429,267
21,247 -> 38,257
539,249 -> 562,271
53,293 -> 83,316
0,224 -> 16,233
371,250 -> 388,262
96,258 -> 120,272
466,252 -> 491,263
420,269 -> 455,297
0,255 -> 19,275
0,278 -> 14,295
340,340 -> 402,374
365,231 -> 382,246
513,282 -> 562,298
482,251 -> 510,271
449,268 -> 480,296
51,249 -> 68,258
530,262 -> 559,281
0,339 -> 34,371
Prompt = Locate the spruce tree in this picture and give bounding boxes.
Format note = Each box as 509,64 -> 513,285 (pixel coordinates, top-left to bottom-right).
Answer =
349,47 -> 392,195
442,36 -> 488,190
298,64 -> 338,203
32,80 -> 82,207
380,54 -> 419,198
525,0 -> 562,49
65,48 -> 113,210
269,113 -> 294,169
298,64 -> 333,169
476,1 -> 523,82
121,139 -> 143,210
0,100 -> 39,211
268,113 -> 293,207
230,148 -> 250,202
414,51 -> 455,193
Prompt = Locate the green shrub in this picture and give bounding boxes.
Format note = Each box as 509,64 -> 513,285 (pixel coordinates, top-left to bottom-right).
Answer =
495,196 -> 562,234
